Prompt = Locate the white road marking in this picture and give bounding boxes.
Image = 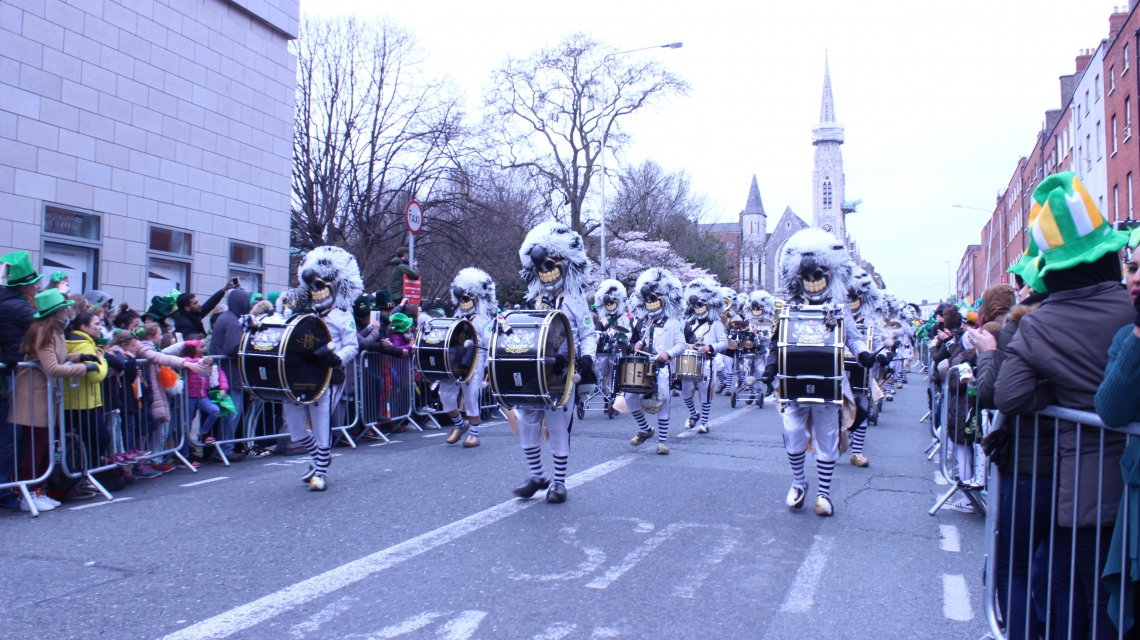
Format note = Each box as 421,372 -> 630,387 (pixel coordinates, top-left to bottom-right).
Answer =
507,524 -> 606,582
264,462 -> 292,466
285,459 -> 310,465
421,433 -> 448,438
365,611 -> 444,638
943,574 -> 974,621
533,622 -> 576,639
591,628 -> 620,638
585,522 -> 713,590
437,611 -> 486,639
673,527 -> 742,598
939,525 -> 961,552
779,534 -> 835,613
69,497 -> 134,510
676,406 -> 754,439
162,454 -> 642,640
288,596 -> 357,639
369,442 -> 391,447
934,471 -> 948,486
181,477 -> 228,488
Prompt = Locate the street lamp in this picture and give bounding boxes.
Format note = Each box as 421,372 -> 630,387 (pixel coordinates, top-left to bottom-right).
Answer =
945,260 -> 952,301
951,204 -> 992,212
599,42 -> 683,279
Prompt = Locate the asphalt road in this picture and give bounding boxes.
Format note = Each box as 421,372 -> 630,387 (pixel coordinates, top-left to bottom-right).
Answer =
0,373 -> 989,639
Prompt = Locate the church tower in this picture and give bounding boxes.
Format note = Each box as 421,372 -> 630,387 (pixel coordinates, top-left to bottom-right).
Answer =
739,175 -> 767,291
812,56 -> 846,240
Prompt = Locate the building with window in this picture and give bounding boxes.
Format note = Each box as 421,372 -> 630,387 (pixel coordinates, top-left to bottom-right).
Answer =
0,0 -> 298,307
1104,5 -> 1138,224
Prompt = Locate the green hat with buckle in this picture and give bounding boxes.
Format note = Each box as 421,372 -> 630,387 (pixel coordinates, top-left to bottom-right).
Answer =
142,295 -> 176,321
1,251 -> 44,287
33,288 -> 74,319
389,312 -> 413,333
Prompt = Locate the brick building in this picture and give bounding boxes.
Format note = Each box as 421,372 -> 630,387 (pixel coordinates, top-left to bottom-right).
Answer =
1104,6 -> 1138,224
956,244 -> 983,302
0,0 -> 298,307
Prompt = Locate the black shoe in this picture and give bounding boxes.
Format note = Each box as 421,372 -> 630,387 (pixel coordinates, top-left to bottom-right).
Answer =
546,481 -> 567,503
513,476 -> 550,498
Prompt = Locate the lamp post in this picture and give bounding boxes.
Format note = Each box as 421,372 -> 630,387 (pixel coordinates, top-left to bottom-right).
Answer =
599,41 -> 683,279
945,260 -> 952,301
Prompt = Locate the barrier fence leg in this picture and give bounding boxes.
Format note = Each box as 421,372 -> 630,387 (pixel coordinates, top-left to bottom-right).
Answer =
212,441 -> 231,467
17,482 -> 38,517
171,447 -> 196,472
85,471 -> 114,500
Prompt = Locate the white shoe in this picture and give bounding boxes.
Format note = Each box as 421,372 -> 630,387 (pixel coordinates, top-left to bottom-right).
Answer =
41,494 -> 61,507
20,496 -> 54,512
945,498 -> 974,514
815,494 -> 834,517
696,423 -> 709,434
685,416 -> 697,430
308,475 -> 327,491
786,484 -> 806,509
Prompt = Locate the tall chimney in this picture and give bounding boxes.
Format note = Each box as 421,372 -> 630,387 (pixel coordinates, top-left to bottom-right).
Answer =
1110,7 -> 1129,39
1076,48 -> 1094,73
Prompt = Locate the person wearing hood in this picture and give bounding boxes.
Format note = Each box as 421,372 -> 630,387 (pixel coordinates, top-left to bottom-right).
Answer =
208,289 -> 252,460
994,173 -> 1133,638
387,247 -> 419,305
173,281 -> 234,339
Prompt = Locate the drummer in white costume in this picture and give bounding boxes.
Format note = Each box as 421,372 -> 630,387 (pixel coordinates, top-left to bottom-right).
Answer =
625,268 -> 686,455
594,279 -> 632,397
680,278 -> 728,434
441,268 -> 497,448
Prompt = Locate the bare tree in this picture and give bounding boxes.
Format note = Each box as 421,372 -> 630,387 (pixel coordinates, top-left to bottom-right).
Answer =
483,34 -> 689,235
291,16 -> 471,284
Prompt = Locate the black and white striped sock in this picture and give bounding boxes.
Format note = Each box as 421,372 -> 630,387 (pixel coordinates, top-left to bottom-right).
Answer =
467,420 -> 479,437
724,373 -> 734,389
849,426 -> 866,455
817,460 -> 835,497
295,433 -> 316,456
657,416 -> 669,443
553,454 -> 568,483
684,396 -> 698,419
524,446 -> 544,481
700,400 -> 712,425
716,370 -> 725,385
313,446 -> 331,477
631,409 -> 651,433
788,451 -> 807,486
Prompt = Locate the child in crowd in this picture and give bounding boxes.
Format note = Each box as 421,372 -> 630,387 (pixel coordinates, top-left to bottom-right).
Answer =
181,338 -> 227,457
104,330 -> 143,468
388,313 -> 414,357
132,323 -> 206,477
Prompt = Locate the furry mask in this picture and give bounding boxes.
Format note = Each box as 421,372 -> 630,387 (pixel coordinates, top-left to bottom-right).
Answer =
748,290 -> 776,323
630,268 -> 683,321
719,287 -> 737,316
450,267 -> 497,320
594,279 -> 628,319
847,268 -> 883,320
734,292 -> 750,317
880,290 -> 902,319
684,278 -> 723,322
778,228 -> 853,304
281,246 -> 363,314
519,221 -> 591,300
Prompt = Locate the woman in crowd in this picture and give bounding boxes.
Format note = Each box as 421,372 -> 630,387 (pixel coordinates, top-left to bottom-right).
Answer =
11,290 -> 95,512
103,329 -> 142,467
63,312 -> 110,476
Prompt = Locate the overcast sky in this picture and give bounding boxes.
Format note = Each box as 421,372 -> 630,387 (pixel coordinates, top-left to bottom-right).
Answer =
302,0 -> 1123,302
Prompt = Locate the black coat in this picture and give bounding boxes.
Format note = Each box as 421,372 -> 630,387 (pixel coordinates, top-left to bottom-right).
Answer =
0,287 -> 34,367
172,288 -> 226,338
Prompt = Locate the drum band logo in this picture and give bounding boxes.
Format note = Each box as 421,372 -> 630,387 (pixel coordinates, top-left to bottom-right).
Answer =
790,319 -> 827,345
513,372 -> 523,387
299,332 -> 318,350
252,329 -> 282,352
423,329 -> 444,345
502,331 -> 535,354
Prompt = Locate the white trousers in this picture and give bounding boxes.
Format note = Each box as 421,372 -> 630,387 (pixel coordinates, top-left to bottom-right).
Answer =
624,368 -> 672,422
439,372 -> 484,418
781,402 -> 840,462
680,360 -> 713,405
284,384 -> 340,449
517,404 -> 572,457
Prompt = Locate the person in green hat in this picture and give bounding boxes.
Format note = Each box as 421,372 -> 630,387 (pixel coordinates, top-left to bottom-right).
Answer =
10,289 -> 97,512
0,251 -> 44,509
387,312 -> 413,357
994,172 -> 1134,636
387,248 -> 419,306
142,295 -> 177,323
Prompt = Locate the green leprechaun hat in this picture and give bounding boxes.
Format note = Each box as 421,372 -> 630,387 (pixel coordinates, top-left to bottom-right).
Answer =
0,251 -> 44,287
1029,172 -> 1129,276
142,295 -> 177,321
33,288 -> 74,319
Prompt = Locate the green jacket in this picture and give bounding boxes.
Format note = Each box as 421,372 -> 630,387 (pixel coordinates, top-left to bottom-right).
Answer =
63,331 -> 108,410
388,257 -> 420,300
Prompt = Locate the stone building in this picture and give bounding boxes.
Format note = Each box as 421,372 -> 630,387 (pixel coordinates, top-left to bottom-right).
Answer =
0,0 -> 299,306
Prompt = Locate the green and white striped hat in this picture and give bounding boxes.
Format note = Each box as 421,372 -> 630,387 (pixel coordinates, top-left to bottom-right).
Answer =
1028,172 -> 1128,276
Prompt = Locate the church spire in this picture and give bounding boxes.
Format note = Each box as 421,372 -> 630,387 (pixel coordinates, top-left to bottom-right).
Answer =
820,54 -> 836,123
743,175 -> 765,215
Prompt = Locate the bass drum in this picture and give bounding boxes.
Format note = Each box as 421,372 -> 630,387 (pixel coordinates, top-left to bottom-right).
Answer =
240,313 -> 332,404
776,305 -> 844,404
489,310 -> 576,409
414,317 -> 477,383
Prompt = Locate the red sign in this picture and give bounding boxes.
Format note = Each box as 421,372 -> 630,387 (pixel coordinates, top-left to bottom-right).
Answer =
402,275 -> 421,305
405,200 -> 424,235
1000,274 -> 1008,284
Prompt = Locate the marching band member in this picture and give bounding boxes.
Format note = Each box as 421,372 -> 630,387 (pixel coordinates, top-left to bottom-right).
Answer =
741,290 -> 776,401
442,268 -> 497,448
681,278 -> 728,434
273,247 -> 361,492
846,267 -> 888,467
511,222 -> 597,503
594,279 -> 632,397
715,286 -> 740,395
626,268 -> 686,454
761,229 -> 876,516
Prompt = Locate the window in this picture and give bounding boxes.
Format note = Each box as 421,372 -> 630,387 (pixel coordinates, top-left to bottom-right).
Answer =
822,179 -> 833,209
1130,172 -> 1135,218
1115,185 -> 1120,222
1100,195 -> 1105,218
1096,74 -> 1101,101
1111,66 -> 1117,92
1097,121 -> 1103,159
148,224 -> 193,302
1113,115 -> 1118,154
41,204 -> 101,294
1128,98 -> 1133,138
229,240 -> 265,293
1085,90 -> 1090,115
1126,44 -> 1131,72
1086,134 -> 1092,171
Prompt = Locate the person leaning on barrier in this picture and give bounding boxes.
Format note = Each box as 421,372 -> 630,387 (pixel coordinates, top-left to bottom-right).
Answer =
63,311 -> 110,488
1095,227 -> 1140,636
208,289 -> 252,460
994,172 -> 1134,638
11,290 -> 96,512
0,251 -> 42,510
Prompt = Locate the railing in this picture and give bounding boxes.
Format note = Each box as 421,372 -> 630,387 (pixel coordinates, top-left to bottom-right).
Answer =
0,362 -> 65,516
981,407 -> 1140,640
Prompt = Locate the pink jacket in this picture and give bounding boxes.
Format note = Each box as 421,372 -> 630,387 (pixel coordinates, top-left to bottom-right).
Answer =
184,357 -> 229,398
391,332 -> 412,351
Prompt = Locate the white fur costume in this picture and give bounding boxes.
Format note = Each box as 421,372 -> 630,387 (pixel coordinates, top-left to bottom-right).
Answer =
438,268 -> 496,426
594,279 -> 632,395
625,268 -> 685,444
680,278 -> 728,430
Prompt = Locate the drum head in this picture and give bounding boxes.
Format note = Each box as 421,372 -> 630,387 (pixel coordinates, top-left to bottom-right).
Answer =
541,312 -> 574,407
283,315 -> 332,402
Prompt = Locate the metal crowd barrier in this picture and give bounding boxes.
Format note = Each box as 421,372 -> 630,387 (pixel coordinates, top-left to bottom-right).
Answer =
981,407 -> 1140,640
358,351 -> 416,441
196,356 -> 289,467
929,365 -> 986,516
0,362 -> 68,516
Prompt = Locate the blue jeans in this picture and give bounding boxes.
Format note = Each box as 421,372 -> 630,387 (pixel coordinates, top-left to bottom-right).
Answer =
218,389 -> 242,455
997,473 -> 1054,640
188,396 -> 221,442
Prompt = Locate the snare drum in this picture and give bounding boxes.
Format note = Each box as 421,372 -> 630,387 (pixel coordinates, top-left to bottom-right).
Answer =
615,354 -> 657,394
673,349 -> 705,381
776,305 -> 844,404
489,310 -> 576,409
240,313 -> 332,404
844,322 -> 874,396
414,317 -> 478,383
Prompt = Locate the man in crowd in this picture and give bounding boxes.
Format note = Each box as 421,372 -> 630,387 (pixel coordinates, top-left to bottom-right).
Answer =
173,281 -> 237,338
0,252 -> 42,509
387,247 -> 420,306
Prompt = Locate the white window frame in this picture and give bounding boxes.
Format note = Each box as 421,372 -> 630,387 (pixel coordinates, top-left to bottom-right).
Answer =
147,223 -> 193,302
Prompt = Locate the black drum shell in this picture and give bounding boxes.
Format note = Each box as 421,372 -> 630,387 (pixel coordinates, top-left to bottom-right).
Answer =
777,308 -> 843,404
489,310 -> 575,409
415,317 -> 477,383
240,313 -> 333,404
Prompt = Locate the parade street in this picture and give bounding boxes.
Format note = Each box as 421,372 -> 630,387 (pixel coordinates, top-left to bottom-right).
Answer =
0,383 -> 987,640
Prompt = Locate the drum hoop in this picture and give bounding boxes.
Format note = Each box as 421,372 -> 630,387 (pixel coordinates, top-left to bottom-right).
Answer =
416,318 -> 477,384
240,314 -> 332,404
538,311 -> 575,409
